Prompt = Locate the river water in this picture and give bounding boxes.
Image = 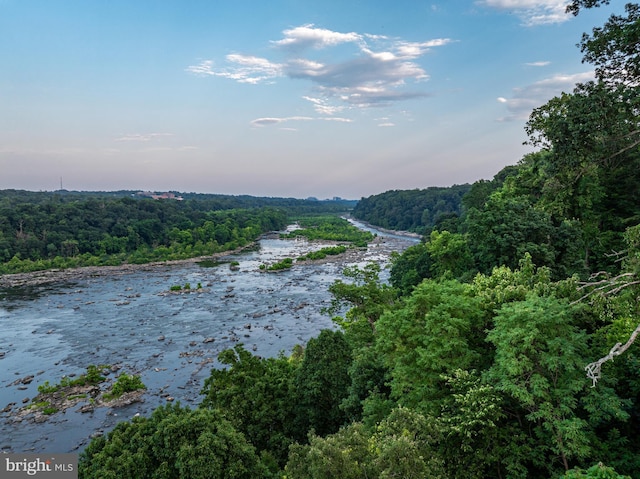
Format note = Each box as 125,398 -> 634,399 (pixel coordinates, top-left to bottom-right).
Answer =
0,221 -> 418,453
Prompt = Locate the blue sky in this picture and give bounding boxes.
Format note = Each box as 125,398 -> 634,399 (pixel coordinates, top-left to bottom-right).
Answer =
0,1 -> 618,199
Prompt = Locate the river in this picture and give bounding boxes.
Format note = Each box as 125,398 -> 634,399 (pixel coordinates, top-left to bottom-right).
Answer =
0,221 -> 418,453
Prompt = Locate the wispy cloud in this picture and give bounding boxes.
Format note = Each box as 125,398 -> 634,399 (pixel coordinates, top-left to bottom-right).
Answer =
525,61 -> 551,67
187,24 -> 452,115
497,71 -> 594,121
115,133 -> 174,142
250,116 -> 353,128
186,56 -> 283,84
477,1 -> 571,26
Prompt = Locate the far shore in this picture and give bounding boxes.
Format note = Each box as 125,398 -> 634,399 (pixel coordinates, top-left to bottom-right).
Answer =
0,223 -> 421,289
0,242 -> 259,289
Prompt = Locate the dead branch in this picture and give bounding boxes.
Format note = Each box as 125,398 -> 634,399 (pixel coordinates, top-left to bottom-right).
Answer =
586,323 -> 640,387
571,272 -> 637,305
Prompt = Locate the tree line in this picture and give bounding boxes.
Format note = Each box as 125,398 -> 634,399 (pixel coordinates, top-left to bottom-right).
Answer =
351,184 -> 471,234
0,192 -> 355,274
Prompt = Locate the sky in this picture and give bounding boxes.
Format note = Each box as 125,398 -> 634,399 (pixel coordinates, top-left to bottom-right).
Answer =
0,0 -> 620,199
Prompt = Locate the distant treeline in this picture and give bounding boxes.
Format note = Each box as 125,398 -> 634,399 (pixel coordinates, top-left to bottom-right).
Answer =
0,190 -> 354,274
351,184 -> 471,233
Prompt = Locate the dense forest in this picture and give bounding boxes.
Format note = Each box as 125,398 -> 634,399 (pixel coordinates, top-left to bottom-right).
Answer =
0,191 -> 355,274
351,184 -> 471,233
5,1 -> 639,477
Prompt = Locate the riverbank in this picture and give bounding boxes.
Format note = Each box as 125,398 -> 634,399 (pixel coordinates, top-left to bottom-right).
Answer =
0,243 -> 259,289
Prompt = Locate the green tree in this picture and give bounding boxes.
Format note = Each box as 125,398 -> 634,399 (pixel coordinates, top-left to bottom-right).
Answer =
200,345 -> 299,467
486,294 -> 591,473
389,242 -> 432,295
294,330 -> 353,439
375,279 -> 487,413
79,404 -> 266,479
326,262 -> 397,338
284,407 -> 445,479
425,229 -> 475,280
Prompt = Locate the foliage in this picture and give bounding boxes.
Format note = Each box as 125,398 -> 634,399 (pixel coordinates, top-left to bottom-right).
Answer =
37,365 -> 107,394
200,345 -> 300,467
0,194 -> 290,273
293,330 -> 353,439
264,257 -> 294,271
487,294 -> 591,472
285,407 -> 445,479
78,404 -> 267,479
564,463 -> 632,479
351,184 -> 471,234
326,262 -> 397,338
281,216 -> 374,247
375,279 -> 487,412
103,373 -> 146,400
298,245 -> 347,261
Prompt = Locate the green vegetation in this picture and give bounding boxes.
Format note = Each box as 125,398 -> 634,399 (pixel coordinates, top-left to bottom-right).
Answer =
264,257 -> 294,271
0,192 -> 357,275
281,216 -> 374,247
37,365 -> 107,395
102,373 -> 146,401
297,245 -> 347,261
352,184 -> 471,234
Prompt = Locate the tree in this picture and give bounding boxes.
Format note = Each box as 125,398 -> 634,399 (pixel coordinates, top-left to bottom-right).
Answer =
294,330 -> 353,439
375,279 -> 487,412
563,462 -> 632,479
486,294 -> 591,473
425,229 -> 475,280
200,345 -> 300,466
389,243 -> 432,295
326,262 -> 397,336
578,3 -> 640,86
78,404 -> 267,479
284,407 -> 445,479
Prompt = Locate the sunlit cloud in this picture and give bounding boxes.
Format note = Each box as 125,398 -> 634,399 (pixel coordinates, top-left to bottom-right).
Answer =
188,24 -> 451,114
477,0 -> 571,26
272,24 -> 362,50
497,71 -> 594,121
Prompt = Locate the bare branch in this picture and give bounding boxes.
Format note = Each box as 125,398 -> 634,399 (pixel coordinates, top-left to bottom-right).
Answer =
571,272 -> 637,304
586,323 -> 640,387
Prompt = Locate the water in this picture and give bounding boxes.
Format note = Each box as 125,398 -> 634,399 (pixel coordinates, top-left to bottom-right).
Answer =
0,224 -> 418,453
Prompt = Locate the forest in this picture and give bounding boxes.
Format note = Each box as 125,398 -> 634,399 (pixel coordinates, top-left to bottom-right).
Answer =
0,191 -> 354,274
5,1 -> 640,478
351,184 -> 471,234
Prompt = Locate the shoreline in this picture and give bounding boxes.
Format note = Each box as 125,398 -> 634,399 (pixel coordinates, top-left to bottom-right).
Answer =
0,243 -> 258,289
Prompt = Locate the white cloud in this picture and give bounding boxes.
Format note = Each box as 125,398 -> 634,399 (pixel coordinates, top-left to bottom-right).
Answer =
497,71 -> 594,121
477,0 -> 571,26
186,55 -> 283,84
272,24 -> 362,50
188,24 -> 451,113
250,116 -> 352,128
115,133 -> 174,142
525,61 -> 551,67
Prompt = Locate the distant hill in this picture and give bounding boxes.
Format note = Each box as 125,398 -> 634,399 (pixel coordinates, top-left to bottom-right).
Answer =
352,184 -> 471,234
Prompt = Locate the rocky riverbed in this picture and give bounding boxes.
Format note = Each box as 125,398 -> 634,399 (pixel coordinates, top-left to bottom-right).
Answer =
0,223 -> 419,453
